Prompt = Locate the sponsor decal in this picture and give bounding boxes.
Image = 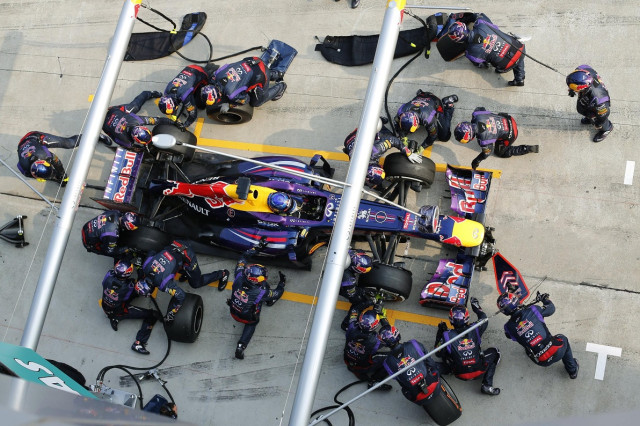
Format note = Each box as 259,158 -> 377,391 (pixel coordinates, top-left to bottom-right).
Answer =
397,355 -> 415,369
529,335 -> 543,346
347,341 -> 366,355
471,174 -> 489,191
462,359 -> 477,366
533,341 -> 552,359
402,213 -> 417,230
425,282 -> 449,299
482,34 -> 498,53
234,289 -> 249,303
180,197 -> 210,216
440,235 -> 462,246
241,62 -> 251,73
498,43 -> 510,58
515,320 -> 534,336
448,285 -> 467,304
357,209 -> 395,224
457,338 -> 475,351
409,372 -> 424,385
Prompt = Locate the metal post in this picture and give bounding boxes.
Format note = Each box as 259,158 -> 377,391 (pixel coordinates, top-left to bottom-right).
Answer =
20,0 -> 141,350
288,2 -> 405,424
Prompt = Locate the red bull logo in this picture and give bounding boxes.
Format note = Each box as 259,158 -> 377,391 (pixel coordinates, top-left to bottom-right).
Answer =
440,235 -> 462,247
397,355 -> 415,369
482,34 -> 497,53
457,338 -> 475,351
348,341 -> 366,355
234,289 -> 249,303
516,320 -> 534,336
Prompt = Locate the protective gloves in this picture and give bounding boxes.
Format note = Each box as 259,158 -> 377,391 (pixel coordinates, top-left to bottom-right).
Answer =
470,297 -> 482,312
408,153 -> 423,164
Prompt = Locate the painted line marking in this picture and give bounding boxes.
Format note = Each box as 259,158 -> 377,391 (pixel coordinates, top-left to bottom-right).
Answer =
586,342 -> 622,380
624,161 -> 635,185
218,287 -> 444,327
192,118 -> 502,178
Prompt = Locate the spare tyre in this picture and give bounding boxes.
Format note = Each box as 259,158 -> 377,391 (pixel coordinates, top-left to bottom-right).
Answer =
120,225 -> 172,254
164,293 -> 204,343
422,377 -> 462,426
207,103 -> 254,125
358,262 -> 412,302
383,152 -> 436,188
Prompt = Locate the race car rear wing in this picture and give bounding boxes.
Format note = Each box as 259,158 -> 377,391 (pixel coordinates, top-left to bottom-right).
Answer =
93,147 -> 144,212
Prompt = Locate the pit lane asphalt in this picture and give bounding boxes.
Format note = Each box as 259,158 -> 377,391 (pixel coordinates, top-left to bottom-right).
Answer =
0,1 -> 639,425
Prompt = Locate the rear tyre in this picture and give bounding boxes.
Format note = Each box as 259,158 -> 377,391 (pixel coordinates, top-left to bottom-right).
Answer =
120,225 -> 172,254
164,293 -> 204,343
207,103 -> 254,124
152,124 -> 196,162
358,263 -> 412,301
383,153 -> 436,187
422,378 -> 462,426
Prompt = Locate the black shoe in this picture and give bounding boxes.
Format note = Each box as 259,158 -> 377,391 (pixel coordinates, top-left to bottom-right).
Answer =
481,385 -> 500,395
569,359 -> 579,379
131,341 -> 150,355
235,344 -> 246,360
272,82 -> 287,101
581,117 -> 592,125
351,0 -> 360,7
110,318 -> 119,331
151,91 -> 163,98
593,126 -> 612,142
217,269 -> 230,292
508,80 -> 525,87
98,134 -> 112,146
368,380 -> 392,391
441,94 -> 458,108
528,145 -> 539,153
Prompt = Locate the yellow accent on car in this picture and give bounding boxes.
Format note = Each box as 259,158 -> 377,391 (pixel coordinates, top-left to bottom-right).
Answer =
451,219 -> 485,248
224,184 -> 279,213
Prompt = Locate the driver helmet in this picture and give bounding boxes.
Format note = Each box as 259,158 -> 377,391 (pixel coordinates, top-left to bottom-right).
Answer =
114,260 -> 134,279
129,126 -> 152,146
158,95 -> 177,115
358,306 -> 380,332
398,110 -> 419,133
380,326 -> 401,348
30,160 -> 53,180
201,84 -> 222,106
267,192 -> 301,215
448,21 -> 469,43
243,263 -> 268,285
120,211 -> 140,231
449,305 -> 470,328
365,166 -> 385,187
348,249 -> 372,274
497,292 -> 520,315
454,122 -> 476,144
566,69 -> 593,93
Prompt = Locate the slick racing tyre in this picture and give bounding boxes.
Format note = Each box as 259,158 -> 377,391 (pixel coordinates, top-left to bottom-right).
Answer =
207,103 -> 254,125
436,34 -> 467,62
422,377 -> 462,426
358,262 -> 412,301
152,124 -> 196,163
120,225 -> 172,254
383,152 -> 436,188
164,293 -> 204,343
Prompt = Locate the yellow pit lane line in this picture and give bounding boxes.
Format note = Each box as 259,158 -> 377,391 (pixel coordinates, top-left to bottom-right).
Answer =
193,118 -> 502,177
216,286 -> 444,327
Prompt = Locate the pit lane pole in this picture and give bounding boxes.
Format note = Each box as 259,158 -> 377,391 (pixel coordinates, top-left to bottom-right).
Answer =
20,0 -> 141,350
288,2 -> 405,424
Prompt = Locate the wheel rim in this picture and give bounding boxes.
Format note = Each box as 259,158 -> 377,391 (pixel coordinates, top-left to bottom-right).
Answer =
308,241 -> 327,255
216,112 -> 244,124
193,305 -> 203,334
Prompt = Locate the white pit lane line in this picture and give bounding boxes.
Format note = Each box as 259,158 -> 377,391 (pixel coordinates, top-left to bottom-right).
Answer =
624,160 -> 635,185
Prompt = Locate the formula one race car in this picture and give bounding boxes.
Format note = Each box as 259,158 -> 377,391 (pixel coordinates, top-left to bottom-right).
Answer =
96,126 -> 495,300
